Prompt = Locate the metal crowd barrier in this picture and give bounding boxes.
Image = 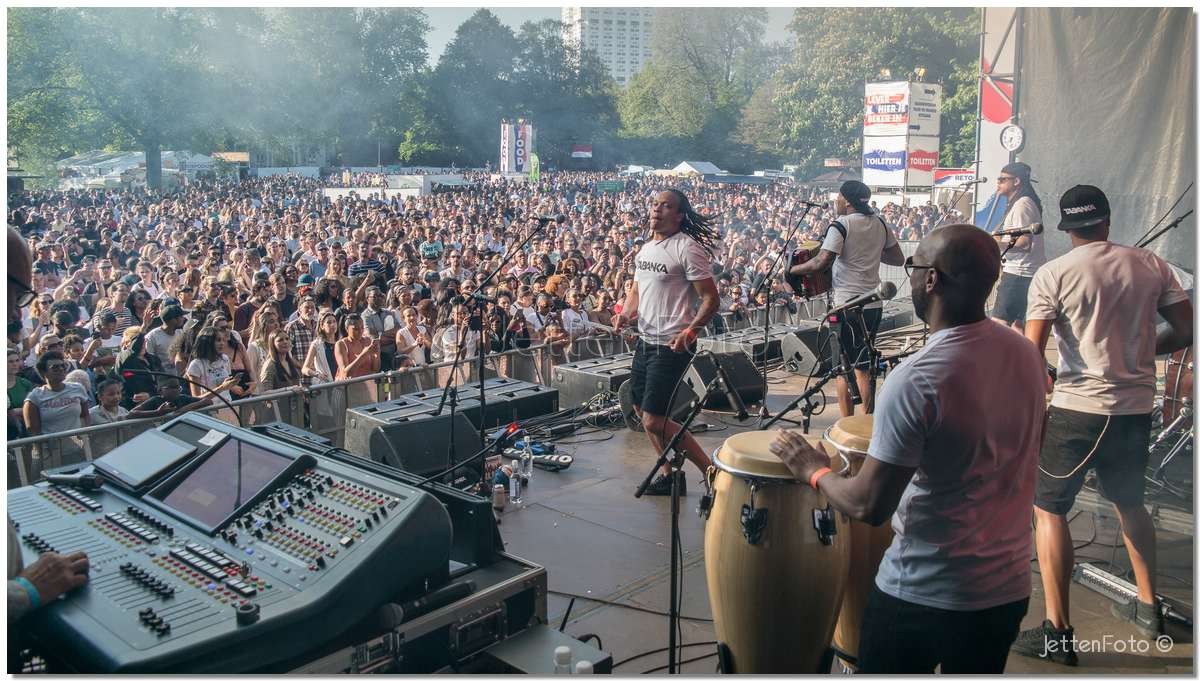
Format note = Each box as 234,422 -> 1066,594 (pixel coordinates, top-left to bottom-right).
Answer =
7,342 -> 563,488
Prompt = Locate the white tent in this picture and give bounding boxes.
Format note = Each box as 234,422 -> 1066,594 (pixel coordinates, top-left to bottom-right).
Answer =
671,161 -> 725,176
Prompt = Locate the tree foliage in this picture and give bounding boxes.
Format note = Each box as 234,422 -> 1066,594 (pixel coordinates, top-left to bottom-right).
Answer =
765,8 -> 979,177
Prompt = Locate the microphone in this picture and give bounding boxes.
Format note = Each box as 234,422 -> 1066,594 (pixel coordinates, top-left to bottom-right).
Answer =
44,472 -> 104,491
993,222 -> 1044,238
711,355 -> 749,421
968,176 -> 989,184
798,200 -> 828,209
535,214 -> 566,224
827,281 -> 898,317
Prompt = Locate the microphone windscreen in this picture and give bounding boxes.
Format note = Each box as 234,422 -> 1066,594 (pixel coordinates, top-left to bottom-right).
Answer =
1029,222 -> 1044,235
879,281 -> 898,300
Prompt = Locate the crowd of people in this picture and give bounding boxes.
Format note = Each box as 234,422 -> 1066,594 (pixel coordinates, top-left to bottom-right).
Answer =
6,170 -> 958,444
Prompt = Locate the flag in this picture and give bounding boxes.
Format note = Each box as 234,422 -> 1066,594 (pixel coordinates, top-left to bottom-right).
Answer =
570,144 -> 593,159
528,153 -> 540,183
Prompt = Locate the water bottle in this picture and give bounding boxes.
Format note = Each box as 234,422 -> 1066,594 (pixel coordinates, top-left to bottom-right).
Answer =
521,436 -> 534,483
574,660 -> 593,674
509,460 -> 523,504
553,645 -> 572,674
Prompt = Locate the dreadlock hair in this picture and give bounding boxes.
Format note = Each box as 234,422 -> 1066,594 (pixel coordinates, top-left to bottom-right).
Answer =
664,188 -> 721,254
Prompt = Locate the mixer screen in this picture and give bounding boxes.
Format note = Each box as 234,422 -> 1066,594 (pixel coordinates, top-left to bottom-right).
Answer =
160,439 -> 290,527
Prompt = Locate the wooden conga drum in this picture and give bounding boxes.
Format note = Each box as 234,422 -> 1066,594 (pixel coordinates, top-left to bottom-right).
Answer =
703,431 -> 850,673
823,415 -> 894,671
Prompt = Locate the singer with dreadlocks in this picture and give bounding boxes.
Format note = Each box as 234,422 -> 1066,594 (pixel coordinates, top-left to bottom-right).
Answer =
611,189 -> 721,496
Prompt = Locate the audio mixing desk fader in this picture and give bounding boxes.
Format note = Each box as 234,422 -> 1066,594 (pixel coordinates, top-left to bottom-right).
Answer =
8,413 -> 453,673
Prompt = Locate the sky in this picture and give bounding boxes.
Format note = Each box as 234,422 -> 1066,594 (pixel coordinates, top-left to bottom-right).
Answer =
423,7 -> 796,66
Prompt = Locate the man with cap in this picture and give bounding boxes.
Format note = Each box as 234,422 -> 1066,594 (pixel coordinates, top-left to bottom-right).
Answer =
788,180 -> 905,417
1012,186 -> 1193,664
145,305 -> 187,375
989,162 -> 1045,332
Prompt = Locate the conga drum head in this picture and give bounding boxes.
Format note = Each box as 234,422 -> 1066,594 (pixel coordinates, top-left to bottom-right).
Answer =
824,415 -> 872,474
715,430 -> 832,479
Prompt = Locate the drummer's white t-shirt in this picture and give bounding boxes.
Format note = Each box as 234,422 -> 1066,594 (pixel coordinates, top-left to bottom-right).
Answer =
868,319 -> 1046,611
634,231 -> 714,345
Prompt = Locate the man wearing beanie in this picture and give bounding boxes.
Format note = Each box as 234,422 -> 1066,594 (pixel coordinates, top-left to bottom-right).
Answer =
1012,185 -> 1192,665
990,162 -> 1045,331
789,180 -> 904,417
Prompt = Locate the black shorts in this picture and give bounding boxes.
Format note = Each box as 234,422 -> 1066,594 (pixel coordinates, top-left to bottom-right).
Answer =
1035,406 -> 1152,515
832,306 -> 882,370
991,272 -> 1032,323
630,339 -> 695,417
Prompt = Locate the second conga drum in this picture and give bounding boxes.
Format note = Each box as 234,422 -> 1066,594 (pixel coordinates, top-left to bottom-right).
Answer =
823,415 -> 894,671
703,431 -> 850,674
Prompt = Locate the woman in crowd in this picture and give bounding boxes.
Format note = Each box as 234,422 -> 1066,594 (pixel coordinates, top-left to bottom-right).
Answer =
397,306 -> 431,370
260,329 -> 304,392
244,307 -> 280,396
127,289 -> 154,330
212,315 -> 257,402
115,329 -> 158,409
23,350 -> 91,465
302,311 -> 345,432
185,327 -> 232,403
334,313 -> 380,407
435,303 -> 477,385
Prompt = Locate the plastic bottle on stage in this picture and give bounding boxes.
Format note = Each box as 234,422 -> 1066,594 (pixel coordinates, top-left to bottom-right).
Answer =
574,660 -> 593,674
553,646 -> 573,674
509,460 -> 523,504
521,436 -> 534,482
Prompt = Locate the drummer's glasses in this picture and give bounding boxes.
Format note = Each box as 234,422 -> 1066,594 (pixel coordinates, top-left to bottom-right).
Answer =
903,256 -> 945,279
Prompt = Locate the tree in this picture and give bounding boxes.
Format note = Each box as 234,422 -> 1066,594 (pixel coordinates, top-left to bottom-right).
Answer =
430,10 -> 521,165
767,8 -> 978,177
9,8 -> 232,187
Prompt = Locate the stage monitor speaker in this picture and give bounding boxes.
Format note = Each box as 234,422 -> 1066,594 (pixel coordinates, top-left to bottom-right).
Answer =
618,377 -> 698,432
781,324 -> 833,375
367,411 -> 480,479
683,351 -> 766,410
551,355 -> 635,408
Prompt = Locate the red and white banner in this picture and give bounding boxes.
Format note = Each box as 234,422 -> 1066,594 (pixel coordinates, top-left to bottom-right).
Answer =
864,82 -> 910,137
499,120 -> 514,173
905,135 -> 940,186
570,144 -> 593,159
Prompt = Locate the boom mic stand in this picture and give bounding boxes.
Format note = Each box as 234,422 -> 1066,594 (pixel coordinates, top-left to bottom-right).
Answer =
750,203 -> 814,426
634,370 -> 725,674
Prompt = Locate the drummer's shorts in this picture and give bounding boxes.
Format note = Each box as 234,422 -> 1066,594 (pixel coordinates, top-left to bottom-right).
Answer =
630,339 -> 695,417
832,306 -> 882,371
1035,406 -> 1152,515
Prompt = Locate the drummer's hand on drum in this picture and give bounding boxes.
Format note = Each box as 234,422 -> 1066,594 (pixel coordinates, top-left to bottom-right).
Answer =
770,430 -> 829,482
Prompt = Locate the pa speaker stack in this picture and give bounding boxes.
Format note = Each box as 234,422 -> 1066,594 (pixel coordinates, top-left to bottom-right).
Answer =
551,352 -> 636,408
344,378 -> 559,470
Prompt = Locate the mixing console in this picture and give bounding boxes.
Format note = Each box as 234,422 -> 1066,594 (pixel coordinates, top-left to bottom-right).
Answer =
8,413 -> 453,673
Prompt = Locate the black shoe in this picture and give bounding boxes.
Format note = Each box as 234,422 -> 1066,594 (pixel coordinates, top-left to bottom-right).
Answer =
1111,599 -> 1164,638
643,472 -> 687,497
1011,620 -> 1078,666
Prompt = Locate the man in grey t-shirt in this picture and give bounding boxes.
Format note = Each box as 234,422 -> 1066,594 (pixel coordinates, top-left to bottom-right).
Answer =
144,305 -> 186,375
771,224 -> 1044,673
612,189 -> 720,497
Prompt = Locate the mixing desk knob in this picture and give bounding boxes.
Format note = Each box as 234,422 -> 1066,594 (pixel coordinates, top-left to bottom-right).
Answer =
236,602 -> 261,626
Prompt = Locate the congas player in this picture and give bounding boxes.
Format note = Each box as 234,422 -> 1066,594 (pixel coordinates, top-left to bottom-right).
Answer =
823,415 -> 894,670
703,430 -> 850,674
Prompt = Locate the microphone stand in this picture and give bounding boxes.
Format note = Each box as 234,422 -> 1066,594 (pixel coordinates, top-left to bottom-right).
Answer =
751,204 -> 813,426
633,371 -> 723,674
760,310 -> 865,431
458,216 -> 555,484
1136,209 -> 1192,250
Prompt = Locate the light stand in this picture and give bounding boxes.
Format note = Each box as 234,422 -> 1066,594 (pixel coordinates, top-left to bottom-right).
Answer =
750,203 -> 814,425
633,371 -> 724,674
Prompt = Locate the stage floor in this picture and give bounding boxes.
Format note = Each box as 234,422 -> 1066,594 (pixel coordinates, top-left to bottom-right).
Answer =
495,366 -> 1195,674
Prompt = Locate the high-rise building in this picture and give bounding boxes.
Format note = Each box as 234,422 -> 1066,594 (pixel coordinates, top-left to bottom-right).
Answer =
561,7 -> 655,86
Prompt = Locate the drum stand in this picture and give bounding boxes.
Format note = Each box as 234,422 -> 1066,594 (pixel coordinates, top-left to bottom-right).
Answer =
634,373 -> 725,674
1146,399 -> 1192,500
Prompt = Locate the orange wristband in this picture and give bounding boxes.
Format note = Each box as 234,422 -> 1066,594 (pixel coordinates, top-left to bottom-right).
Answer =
809,467 -> 833,490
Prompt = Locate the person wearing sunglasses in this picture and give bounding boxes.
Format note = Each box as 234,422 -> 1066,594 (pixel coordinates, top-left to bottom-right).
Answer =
989,162 -> 1045,333
771,224 -> 1048,673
